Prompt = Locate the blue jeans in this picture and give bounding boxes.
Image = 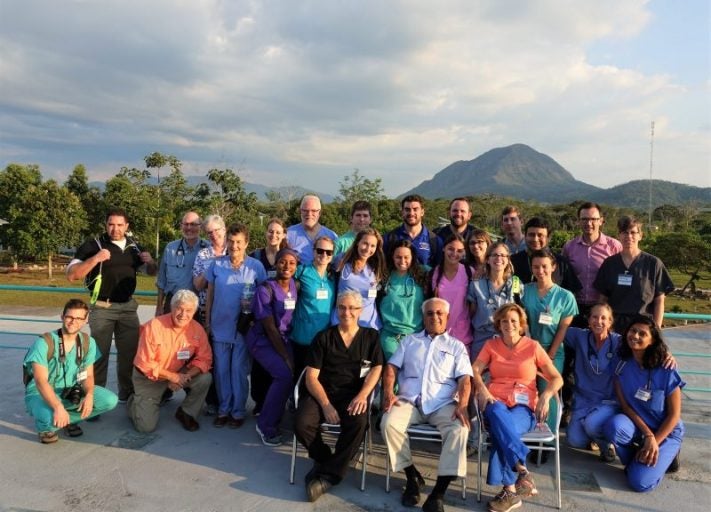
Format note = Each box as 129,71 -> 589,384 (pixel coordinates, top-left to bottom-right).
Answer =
484,402 -> 536,486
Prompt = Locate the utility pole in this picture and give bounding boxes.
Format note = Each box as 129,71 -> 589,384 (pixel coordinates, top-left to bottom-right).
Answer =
648,121 -> 655,227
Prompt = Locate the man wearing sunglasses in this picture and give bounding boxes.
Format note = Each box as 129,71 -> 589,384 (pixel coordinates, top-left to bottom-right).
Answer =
155,211 -> 208,316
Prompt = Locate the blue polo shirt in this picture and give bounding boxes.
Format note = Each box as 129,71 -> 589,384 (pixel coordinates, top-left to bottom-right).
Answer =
384,224 -> 440,267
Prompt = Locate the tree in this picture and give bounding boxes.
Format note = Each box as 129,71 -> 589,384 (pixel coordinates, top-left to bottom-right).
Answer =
194,168 -> 258,226
65,164 -> 103,237
647,232 -> 711,295
0,164 -> 43,269
338,169 -> 387,204
144,152 -> 185,254
102,167 -> 158,248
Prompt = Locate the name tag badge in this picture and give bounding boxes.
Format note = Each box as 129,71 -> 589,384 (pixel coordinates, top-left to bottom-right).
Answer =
284,298 -> 296,310
76,370 -> 88,382
617,274 -> 633,286
267,270 -> 277,279
514,391 -> 530,405
316,289 -> 329,300
634,387 -> 651,402
538,312 -> 554,325
367,288 -> 378,298
177,349 -> 191,361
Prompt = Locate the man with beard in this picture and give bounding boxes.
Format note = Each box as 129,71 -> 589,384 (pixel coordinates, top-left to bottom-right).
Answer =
385,194 -> 441,267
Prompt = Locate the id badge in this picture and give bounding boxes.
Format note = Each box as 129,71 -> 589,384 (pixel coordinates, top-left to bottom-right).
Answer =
284,298 -> 296,310
316,289 -> 328,300
367,288 -> 378,298
267,270 -> 277,279
360,360 -> 372,378
514,391 -> 529,405
177,349 -> 191,361
617,274 -> 633,286
76,370 -> 88,382
634,387 -> 651,402
539,312 -> 554,325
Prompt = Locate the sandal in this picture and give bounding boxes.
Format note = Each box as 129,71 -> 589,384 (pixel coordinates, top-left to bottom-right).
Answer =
38,431 -> 59,444
65,423 -> 83,437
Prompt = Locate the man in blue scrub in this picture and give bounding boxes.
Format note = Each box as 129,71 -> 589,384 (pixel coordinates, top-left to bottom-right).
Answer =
287,194 -> 338,265
155,211 -> 207,315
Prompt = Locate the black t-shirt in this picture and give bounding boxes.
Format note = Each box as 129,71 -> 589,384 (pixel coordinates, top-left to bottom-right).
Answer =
73,233 -> 143,302
306,326 -> 383,403
511,250 -> 582,294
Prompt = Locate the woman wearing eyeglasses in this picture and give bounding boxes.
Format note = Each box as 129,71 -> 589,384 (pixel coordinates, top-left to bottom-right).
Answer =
291,236 -> 337,378
465,229 -> 492,279
467,242 -> 522,362
331,228 -> 386,330
378,240 -> 427,361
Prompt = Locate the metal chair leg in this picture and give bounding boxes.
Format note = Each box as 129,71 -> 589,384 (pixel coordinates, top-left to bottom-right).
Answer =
289,434 -> 298,484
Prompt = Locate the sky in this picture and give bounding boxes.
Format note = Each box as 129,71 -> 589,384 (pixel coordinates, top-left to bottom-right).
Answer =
1,0 -> 709,197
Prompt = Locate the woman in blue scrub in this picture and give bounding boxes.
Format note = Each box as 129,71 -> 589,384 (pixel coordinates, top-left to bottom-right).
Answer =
464,228 -> 492,278
605,315 -> 684,492
378,239 -> 426,361
331,228 -> 386,329
205,223 -> 267,428
291,236 -> 336,378
468,242 -> 522,362
564,303 -> 621,459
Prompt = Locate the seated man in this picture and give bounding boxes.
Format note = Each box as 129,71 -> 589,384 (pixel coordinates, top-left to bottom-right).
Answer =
294,290 -> 383,502
23,298 -> 118,444
128,290 -> 213,433
381,297 -> 473,512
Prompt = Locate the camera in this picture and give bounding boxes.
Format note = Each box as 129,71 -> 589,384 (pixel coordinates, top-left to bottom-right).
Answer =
61,383 -> 85,407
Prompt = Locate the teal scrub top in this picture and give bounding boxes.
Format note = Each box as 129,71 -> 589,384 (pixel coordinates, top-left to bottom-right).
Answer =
23,331 -> 100,396
379,272 -> 424,337
521,283 -> 578,357
291,264 -> 336,345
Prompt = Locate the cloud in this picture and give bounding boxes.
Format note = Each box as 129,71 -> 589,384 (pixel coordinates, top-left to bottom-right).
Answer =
0,0 -> 707,195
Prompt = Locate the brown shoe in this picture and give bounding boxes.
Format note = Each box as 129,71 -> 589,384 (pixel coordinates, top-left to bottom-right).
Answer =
228,417 -> 245,429
213,415 -> 229,428
38,431 -> 59,444
175,407 -> 200,432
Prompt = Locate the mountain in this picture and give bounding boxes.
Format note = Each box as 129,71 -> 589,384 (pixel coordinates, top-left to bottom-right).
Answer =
402,144 -> 710,206
588,180 -> 711,208
403,144 -> 602,202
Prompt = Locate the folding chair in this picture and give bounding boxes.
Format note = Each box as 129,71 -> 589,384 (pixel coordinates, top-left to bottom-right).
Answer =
475,392 -> 562,509
288,369 -> 371,491
384,422 -> 468,499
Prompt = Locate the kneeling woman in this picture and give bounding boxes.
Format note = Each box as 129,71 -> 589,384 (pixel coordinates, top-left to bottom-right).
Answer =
246,248 -> 299,447
472,304 -> 563,511
604,315 -> 684,492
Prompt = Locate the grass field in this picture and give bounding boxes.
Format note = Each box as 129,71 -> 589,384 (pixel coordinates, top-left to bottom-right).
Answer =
1,266 -> 709,325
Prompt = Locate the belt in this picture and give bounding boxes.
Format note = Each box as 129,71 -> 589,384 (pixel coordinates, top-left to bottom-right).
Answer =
96,296 -> 133,304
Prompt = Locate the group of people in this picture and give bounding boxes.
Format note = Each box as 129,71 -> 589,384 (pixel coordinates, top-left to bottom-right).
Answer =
20,195 -> 684,512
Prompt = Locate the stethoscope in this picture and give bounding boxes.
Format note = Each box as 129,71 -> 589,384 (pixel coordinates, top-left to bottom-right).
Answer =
385,275 -> 416,298
587,331 -> 613,375
175,239 -> 208,268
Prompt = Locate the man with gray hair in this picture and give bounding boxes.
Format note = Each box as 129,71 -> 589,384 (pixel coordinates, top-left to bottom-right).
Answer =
155,211 -> 208,315
381,297 -> 473,512
129,290 -> 213,433
287,194 -> 338,265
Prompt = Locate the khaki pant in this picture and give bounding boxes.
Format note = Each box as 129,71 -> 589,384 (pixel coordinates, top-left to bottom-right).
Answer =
128,368 -> 211,433
381,401 -> 468,477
